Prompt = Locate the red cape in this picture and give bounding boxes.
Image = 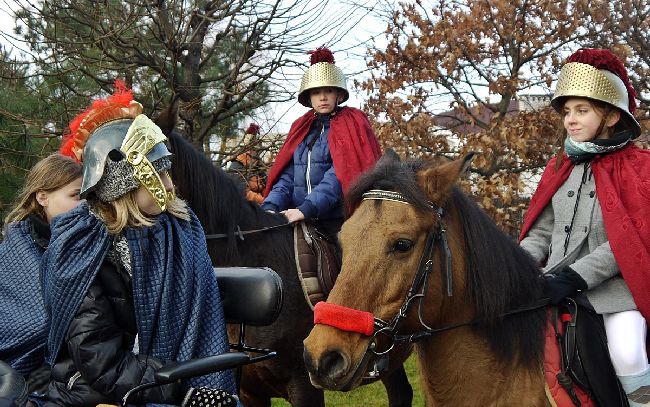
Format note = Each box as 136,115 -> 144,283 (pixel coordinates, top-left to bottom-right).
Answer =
264,107 -> 382,196
520,145 -> 650,320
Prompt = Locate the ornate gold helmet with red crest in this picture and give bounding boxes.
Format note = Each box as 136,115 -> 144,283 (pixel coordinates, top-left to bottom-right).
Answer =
298,47 -> 349,108
60,81 -> 175,211
551,48 -> 641,138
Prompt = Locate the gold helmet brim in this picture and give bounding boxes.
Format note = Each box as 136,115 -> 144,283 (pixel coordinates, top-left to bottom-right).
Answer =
551,62 -> 640,138
298,62 -> 349,107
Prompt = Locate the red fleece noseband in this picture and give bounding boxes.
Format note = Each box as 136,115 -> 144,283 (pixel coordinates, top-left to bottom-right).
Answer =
313,302 -> 375,336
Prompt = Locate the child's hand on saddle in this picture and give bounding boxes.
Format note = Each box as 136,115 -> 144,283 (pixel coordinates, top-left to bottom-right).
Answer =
281,208 -> 305,223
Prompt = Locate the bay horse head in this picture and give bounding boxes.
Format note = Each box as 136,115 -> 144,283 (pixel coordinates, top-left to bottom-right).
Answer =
303,150 -> 547,404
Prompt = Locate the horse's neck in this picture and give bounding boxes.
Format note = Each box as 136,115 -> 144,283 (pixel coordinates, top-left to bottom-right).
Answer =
415,330 -> 546,406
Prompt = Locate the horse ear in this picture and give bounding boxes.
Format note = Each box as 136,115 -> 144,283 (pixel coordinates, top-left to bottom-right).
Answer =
377,149 -> 401,165
459,152 -> 475,175
155,96 -> 180,135
417,153 -> 475,204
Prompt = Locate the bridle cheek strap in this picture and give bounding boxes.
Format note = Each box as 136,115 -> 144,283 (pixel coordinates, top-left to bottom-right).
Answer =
314,301 -> 374,336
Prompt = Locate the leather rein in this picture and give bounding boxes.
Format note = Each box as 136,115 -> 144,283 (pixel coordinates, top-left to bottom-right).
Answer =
204,222 -> 291,241
360,189 -> 548,356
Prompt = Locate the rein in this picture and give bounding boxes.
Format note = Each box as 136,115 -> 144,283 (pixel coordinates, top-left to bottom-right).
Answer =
314,189 -> 549,355
204,222 -> 291,241
388,298 -> 550,345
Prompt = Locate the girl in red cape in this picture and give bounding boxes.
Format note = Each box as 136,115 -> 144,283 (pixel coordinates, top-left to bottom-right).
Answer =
261,47 -> 381,239
519,48 -> 650,406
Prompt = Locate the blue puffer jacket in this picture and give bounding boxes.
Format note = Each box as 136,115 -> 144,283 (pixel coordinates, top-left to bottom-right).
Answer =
262,114 -> 343,220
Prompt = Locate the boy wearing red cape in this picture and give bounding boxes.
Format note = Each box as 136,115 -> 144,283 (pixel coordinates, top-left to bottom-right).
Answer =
262,47 -> 381,239
519,49 -> 650,406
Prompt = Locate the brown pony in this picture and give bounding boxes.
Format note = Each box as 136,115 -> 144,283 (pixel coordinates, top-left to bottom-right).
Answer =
303,151 -> 549,406
166,131 -> 413,407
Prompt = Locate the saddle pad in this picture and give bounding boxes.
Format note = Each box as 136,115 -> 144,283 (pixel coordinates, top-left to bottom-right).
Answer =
293,222 -> 341,309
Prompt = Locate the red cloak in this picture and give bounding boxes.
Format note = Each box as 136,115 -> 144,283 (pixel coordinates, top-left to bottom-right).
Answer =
264,107 -> 382,197
520,145 -> 650,320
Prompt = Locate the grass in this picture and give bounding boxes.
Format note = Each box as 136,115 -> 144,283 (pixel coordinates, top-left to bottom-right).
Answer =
270,355 -> 424,406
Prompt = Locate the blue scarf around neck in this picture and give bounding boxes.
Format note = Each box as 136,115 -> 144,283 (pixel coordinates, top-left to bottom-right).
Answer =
564,131 -> 632,162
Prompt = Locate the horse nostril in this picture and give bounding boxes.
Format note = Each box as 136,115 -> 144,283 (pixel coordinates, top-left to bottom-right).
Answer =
303,347 -> 317,373
318,350 -> 349,380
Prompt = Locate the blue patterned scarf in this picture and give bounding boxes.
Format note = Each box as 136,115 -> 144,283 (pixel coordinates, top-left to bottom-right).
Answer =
0,220 -> 47,375
42,203 -> 235,397
564,131 -> 632,163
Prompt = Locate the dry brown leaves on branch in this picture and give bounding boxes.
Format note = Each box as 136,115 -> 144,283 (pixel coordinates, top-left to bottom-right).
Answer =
360,0 -> 609,235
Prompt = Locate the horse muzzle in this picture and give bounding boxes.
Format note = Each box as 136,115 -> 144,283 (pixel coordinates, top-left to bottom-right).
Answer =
303,338 -> 373,391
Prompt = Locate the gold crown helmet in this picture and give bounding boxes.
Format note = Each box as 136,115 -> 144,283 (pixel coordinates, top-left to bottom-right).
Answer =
298,47 -> 349,108
551,49 -> 641,138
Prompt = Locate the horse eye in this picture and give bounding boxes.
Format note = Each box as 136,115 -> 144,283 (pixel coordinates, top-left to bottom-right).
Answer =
392,239 -> 413,253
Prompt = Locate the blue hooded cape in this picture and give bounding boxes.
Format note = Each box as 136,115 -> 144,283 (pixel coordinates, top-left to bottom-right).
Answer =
0,220 -> 47,375
42,203 -> 235,398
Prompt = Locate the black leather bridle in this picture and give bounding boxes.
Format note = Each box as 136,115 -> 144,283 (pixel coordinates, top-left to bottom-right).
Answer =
360,189 -> 454,355
360,189 -> 548,356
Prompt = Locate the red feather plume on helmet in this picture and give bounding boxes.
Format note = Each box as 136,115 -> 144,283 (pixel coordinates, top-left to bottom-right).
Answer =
60,80 -> 141,162
567,48 -> 637,113
308,46 -> 335,65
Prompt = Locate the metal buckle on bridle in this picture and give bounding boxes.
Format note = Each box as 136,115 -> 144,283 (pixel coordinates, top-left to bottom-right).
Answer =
369,318 -> 397,356
360,190 -> 453,353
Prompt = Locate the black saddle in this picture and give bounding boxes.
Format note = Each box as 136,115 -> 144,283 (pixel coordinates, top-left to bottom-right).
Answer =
554,299 -> 629,407
215,267 -> 283,326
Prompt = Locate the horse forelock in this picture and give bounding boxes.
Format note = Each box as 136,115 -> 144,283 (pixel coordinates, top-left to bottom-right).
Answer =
345,159 -> 433,217
347,155 -> 545,367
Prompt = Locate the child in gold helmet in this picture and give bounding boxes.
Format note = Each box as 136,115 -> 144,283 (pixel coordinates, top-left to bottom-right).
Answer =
520,49 -> 649,406
262,47 -> 381,239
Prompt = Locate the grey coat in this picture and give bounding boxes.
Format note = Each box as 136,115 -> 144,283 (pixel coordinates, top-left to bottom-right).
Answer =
521,162 -> 636,314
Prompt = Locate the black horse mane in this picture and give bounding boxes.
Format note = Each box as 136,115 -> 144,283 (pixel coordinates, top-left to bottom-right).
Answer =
346,155 -> 546,367
166,131 -> 287,261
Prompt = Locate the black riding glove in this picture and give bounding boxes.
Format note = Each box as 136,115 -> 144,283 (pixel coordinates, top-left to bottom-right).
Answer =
543,266 -> 588,305
182,387 -> 238,407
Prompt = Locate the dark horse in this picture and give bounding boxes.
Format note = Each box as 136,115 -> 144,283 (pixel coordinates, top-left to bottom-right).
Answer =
167,131 -> 413,407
